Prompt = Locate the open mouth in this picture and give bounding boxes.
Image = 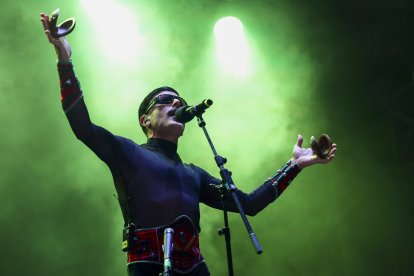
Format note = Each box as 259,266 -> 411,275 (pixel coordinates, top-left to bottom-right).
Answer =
168,109 -> 185,124
168,109 -> 182,123
167,109 -> 176,117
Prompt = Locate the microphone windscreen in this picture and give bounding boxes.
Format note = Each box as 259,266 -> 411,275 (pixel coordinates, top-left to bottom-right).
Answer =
174,106 -> 194,123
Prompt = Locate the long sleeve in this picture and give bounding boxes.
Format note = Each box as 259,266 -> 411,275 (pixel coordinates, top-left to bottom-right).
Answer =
199,160 -> 301,216
57,62 -> 124,175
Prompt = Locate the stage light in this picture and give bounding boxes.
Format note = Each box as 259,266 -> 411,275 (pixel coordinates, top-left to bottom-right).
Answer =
80,0 -> 144,63
214,16 -> 250,76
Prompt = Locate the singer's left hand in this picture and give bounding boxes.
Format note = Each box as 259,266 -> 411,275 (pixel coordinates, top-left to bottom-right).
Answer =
292,134 -> 337,169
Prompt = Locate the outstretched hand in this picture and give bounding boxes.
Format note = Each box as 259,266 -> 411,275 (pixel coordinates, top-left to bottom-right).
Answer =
40,12 -> 72,62
292,134 -> 337,169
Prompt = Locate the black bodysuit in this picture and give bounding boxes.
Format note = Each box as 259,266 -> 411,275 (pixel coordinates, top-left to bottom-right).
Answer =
56,62 -> 301,275
58,62 -> 283,231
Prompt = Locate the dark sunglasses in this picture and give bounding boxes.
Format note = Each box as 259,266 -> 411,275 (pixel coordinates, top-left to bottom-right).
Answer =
145,94 -> 187,114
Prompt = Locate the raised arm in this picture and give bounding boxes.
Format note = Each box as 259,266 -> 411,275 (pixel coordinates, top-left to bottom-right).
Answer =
40,11 -> 125,174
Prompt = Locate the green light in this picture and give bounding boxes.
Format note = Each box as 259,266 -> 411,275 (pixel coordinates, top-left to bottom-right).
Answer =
80,0 -> 144,64
214,16 -> 250,76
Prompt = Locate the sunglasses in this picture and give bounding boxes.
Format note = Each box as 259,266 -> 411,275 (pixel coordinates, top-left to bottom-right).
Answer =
145,94 -> 187,114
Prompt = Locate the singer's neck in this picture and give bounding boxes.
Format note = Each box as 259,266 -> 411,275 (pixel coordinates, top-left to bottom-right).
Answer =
147,128 -> 181,144
150,133 -> 179,144
146,121 -> 184,144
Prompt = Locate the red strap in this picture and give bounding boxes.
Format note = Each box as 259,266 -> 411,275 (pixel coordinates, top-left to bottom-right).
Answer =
127,216 -> 204,273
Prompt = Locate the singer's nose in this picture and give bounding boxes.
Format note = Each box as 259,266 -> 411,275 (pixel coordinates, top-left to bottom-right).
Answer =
172,98 -> 182,108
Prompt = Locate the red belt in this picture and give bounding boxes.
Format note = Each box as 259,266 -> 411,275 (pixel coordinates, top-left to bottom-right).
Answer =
127,216 -> 204,273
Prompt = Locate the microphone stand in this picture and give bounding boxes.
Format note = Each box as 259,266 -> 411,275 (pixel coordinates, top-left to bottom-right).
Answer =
195,113 -> 263,276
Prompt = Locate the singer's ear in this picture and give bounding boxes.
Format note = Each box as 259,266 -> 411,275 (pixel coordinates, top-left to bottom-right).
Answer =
139,114 -> 150,127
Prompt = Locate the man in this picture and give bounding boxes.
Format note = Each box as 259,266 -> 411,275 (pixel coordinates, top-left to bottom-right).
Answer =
40,10 -> 336,276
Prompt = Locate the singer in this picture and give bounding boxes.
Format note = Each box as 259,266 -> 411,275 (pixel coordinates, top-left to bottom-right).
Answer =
40,10 -> 337,276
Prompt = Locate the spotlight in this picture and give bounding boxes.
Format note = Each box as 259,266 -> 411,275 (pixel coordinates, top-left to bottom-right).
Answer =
214,16 -> 250,76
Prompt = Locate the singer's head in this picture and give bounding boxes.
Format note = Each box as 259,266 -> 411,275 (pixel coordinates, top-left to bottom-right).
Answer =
138,86 -> 187,143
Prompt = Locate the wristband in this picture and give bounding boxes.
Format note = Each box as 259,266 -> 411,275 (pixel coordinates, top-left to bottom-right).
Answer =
57,61 -> 83,113
268,160 -> 301,198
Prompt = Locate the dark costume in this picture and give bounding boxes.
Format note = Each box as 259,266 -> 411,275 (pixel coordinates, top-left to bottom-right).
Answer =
57,62 -> 301,275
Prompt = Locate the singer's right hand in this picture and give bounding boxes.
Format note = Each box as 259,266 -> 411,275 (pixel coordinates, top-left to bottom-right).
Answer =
40,12 -> 72,62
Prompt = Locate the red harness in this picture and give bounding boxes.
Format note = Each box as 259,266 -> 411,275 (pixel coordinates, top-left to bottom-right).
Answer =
127,216 -> 204,273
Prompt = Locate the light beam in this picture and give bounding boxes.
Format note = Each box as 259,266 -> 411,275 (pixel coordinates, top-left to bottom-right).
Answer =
214,16 -> 250,76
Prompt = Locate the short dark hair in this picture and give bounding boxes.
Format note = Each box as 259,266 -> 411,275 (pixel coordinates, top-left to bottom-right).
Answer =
138,86 -> 179,136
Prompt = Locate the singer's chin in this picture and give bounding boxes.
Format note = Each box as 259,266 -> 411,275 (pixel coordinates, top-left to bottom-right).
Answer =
170,121 -> 185,137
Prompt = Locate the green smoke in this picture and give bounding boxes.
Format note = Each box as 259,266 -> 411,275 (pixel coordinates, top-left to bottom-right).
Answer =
1,0 -> 413,275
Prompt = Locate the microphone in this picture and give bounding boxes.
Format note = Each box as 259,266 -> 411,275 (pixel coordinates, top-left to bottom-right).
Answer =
174,99 -> 213,123
163,228 -> 174,275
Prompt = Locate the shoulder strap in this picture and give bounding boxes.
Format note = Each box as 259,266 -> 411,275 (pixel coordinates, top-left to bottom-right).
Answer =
114,175 -> 133,226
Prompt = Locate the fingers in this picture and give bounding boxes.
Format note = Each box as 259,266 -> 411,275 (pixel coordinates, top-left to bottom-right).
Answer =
40,13 -> 52,41
323,145 -> 337,163
312,144 -> 337,165
40,13 -> 60,45
40,13 -> 50,30
327,144 -> 337,158
44,30 -> 55,43
297,134 -> 303,147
